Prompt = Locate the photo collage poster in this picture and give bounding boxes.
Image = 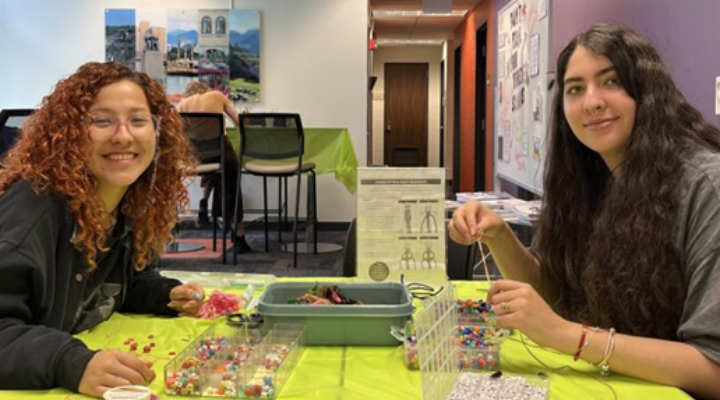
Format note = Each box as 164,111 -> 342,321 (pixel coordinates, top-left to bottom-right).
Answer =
105,8 -> 261,104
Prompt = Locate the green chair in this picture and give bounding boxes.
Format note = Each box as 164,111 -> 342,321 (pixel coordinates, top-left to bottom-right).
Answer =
233,113 -> 317,268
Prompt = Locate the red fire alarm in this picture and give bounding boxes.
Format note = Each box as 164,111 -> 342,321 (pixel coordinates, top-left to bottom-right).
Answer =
369,38 -> 377,50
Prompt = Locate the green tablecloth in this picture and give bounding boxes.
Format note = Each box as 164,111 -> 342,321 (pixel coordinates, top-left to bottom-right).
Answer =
1,278 -> 690,400
226,127 -> 359,194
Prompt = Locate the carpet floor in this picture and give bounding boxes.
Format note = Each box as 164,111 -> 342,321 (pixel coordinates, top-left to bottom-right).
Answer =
158,222 -> 348,277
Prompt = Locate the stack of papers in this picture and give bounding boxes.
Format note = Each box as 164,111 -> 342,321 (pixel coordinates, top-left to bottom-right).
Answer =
456,191 -> 511,204
450,192 -> 542,224
445,200 -> 462,211
508,200 -> 542,224
480,198 -> 529,222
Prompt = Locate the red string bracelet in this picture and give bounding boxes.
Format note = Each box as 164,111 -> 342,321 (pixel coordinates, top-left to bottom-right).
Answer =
573,325 -> 590,361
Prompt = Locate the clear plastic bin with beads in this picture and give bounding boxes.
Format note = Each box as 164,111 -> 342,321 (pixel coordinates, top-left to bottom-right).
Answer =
392,307 -> 508,372
455,315 -> 507,372
413,286 -> 550,400
390,320 -> 420,370
239,324 -> 305,398
163,321 -> 304,398
164,321 -> 259,397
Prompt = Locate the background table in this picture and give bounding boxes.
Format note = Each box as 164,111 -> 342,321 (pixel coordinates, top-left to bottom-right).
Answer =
226,127 -> 358,195
2,278 -> 691,400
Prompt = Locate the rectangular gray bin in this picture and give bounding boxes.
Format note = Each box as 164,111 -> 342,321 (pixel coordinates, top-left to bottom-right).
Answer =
257,282 -> 413,346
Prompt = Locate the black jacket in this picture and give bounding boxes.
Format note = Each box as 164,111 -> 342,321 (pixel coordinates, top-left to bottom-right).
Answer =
0,181 -> 181,392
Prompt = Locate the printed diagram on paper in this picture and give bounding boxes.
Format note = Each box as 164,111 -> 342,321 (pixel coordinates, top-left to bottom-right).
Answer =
356,168 -> 446,284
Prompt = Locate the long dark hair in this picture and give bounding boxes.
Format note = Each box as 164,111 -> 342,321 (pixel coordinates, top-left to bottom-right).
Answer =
535,24 -> 720,339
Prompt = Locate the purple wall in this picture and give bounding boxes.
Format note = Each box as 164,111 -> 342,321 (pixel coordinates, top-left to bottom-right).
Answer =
493,0 -> 720,194
551,0 -> 720,127
495,0 -> 719,126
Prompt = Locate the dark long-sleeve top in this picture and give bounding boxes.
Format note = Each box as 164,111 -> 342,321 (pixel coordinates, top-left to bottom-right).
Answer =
0,181 -> 182,392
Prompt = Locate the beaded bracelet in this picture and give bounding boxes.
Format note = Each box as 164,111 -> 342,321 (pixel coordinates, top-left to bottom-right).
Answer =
596,327 -> 616,376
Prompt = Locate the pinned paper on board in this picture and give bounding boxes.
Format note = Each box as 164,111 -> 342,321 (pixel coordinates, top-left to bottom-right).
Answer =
533,83 -> 544,122
533,135 -> 542,162
502,122 -> 511,163
538,0 -> 548,20
530,33 -> 540,77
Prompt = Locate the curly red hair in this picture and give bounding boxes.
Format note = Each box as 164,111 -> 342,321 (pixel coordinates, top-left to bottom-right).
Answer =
0,62 -> 197,271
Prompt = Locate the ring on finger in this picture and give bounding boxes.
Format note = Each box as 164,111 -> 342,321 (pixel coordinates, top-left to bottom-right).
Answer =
500,301 -> 512,314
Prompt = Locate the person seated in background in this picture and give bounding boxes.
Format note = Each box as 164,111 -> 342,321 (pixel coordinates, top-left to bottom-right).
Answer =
0,62 -> 206,398
450,24 -> 720,399
177,81 -> 251,254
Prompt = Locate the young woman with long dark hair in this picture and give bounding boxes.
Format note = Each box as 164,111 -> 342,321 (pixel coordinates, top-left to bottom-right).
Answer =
450,24 -> 720,399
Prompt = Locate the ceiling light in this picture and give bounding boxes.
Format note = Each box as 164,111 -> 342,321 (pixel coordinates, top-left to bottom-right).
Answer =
375,39 -> 445,46
372,10 -> 466,18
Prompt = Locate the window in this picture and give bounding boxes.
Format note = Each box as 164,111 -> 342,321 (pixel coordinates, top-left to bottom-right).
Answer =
201,16 -> 212,34
216,16 -> 226,34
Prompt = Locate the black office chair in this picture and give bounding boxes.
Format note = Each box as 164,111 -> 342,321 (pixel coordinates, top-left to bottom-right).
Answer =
0,109 -> 34,163
233,113 -> 318,268
180,112 -> 232,264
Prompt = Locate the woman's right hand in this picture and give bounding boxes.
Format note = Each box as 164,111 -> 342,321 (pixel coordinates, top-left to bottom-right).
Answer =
448,200 -> 507,246
78,350 -> 155,398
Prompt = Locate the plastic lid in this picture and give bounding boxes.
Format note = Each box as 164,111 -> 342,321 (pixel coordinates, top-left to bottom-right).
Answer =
103,386 -> 152,400
257,282 -> 414,317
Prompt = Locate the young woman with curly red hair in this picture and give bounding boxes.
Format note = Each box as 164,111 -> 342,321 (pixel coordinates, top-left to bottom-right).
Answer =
0,62 -> 206,398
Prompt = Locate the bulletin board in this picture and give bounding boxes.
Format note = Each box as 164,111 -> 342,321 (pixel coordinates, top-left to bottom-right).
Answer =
495,0 -> 551,194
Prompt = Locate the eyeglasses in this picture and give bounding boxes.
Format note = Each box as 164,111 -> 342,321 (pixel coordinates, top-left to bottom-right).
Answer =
87,114 -> 160,139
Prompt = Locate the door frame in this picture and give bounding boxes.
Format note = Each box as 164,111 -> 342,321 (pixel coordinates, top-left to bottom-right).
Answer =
474,23 -> 488,191
452,45 -> 462,194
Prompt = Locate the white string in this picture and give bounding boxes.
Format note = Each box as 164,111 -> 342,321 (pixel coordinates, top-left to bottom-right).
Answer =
476,237 -> 493,286
475,235 -> 618,400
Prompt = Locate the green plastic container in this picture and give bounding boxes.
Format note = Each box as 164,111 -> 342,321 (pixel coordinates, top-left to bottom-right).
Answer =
257,282 -> 414,345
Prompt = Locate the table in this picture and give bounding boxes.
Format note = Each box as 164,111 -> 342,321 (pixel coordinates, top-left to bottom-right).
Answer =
3,278 -> 690,400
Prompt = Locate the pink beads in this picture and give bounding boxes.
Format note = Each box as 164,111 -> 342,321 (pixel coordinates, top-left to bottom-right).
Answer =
198,290 -> 243,319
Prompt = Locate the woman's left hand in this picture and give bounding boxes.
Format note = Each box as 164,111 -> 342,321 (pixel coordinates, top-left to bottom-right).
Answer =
168,282 -> 205,317
487,279 -> 571,349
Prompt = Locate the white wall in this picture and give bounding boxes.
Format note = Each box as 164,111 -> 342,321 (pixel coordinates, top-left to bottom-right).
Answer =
0,0 -> 368,222
371,45 -> 443,167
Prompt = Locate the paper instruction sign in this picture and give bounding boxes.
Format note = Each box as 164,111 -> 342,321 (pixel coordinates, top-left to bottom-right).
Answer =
356,168 -> 447,284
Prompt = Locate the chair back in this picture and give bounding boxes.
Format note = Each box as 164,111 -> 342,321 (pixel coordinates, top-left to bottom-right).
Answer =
238,113 -> 304,161
0,109 -> 34,164
179,112 -> 225,163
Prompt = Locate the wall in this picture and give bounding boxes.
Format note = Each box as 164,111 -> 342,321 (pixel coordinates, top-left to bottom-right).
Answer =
492,0 -> 720,195
371,45 -> 443,167
450,0 -> 494,192
550,0 -> 720,127
0,0 -> 368,223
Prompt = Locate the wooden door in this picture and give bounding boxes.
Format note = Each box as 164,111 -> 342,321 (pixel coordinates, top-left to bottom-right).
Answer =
384,63 -> 429,166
